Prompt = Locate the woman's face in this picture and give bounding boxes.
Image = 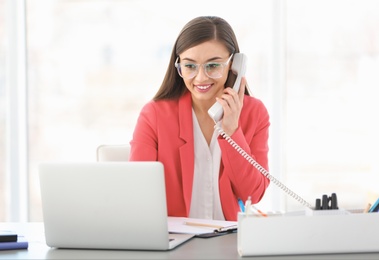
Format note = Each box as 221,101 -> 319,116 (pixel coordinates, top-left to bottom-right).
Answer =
178,40 -> 231,108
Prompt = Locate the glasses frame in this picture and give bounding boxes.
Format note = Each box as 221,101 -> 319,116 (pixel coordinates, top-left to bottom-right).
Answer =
175,53 -> 234,79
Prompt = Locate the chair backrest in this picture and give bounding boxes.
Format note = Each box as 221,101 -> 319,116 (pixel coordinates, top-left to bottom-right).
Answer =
96,144 -> 130,161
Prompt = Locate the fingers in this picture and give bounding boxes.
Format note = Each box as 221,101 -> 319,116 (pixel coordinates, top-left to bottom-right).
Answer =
214,77 -> 248,135
217,90 -> 238,109
220,77 -> 247,107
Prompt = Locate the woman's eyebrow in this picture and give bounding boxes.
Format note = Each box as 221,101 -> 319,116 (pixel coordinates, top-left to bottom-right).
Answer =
180,56 -> 224,63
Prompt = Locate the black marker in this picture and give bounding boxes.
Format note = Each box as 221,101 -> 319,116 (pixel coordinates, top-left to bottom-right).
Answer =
322,194 -> 329,210
331,193 -> 338,210
315,198 -> 321,210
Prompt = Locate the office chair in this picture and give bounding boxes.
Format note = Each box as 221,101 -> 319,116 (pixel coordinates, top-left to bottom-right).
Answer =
96,144 -> 130,161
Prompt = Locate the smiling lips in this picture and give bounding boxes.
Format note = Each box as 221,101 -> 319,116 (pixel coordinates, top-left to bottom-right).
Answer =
195,84 -> 212,92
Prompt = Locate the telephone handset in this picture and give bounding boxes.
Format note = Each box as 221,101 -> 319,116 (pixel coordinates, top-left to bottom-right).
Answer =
208,53 -> 248,122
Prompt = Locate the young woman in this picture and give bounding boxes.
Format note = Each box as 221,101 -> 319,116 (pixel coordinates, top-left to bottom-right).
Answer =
129,16 -> 270,221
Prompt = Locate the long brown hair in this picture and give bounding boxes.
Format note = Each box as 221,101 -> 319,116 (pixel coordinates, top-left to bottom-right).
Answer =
153,16 -> 245,101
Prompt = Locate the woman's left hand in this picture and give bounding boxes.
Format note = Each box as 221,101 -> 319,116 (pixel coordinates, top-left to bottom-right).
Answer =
215,77 -> 247,136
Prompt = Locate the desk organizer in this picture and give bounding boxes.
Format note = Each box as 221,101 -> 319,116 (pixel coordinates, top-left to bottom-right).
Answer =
237,210 -> 379,256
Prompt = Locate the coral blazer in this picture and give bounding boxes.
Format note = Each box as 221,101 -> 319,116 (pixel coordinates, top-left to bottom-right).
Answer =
129,91 -> 270,221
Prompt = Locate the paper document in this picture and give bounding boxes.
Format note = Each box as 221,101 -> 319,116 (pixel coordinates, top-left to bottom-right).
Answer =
168,217 -> 237,235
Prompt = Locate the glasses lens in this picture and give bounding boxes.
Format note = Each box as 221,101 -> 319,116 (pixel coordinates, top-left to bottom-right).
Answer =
204,63 -> 224,78
180,63 -> 198,79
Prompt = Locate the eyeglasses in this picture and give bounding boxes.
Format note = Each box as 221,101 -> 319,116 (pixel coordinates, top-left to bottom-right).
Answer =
175,54 -> 233,79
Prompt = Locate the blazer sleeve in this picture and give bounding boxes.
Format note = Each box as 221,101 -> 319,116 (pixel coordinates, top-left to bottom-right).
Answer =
129,101 -> 159,161
218,96 -> 270,204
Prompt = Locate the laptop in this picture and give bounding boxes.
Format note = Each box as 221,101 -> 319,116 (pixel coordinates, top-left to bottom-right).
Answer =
39,161 -> 194,250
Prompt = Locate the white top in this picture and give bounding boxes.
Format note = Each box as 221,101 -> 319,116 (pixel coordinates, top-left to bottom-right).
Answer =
189,109 -> 224,220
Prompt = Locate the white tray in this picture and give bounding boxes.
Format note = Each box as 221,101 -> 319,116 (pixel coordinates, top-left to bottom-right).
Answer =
237,210 -> 379,256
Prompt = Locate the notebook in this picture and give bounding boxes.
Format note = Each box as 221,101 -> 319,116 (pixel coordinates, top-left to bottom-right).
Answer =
39,161 -> 194,250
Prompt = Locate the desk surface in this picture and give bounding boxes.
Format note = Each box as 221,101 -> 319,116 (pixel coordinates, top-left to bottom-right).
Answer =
1,222 -> 379,259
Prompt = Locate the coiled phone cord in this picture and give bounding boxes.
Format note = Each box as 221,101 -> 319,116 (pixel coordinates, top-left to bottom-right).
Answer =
214,124 -> 313,209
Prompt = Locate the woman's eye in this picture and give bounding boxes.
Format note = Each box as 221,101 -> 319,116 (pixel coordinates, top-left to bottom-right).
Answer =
206,63 -> 221,70
184,64 -> 197,70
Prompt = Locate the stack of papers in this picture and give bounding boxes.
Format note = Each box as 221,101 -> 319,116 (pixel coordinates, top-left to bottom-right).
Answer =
168,217 -> 237,235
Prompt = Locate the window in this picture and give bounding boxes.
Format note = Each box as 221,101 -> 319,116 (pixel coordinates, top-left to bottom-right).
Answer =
284,0 -> 379,210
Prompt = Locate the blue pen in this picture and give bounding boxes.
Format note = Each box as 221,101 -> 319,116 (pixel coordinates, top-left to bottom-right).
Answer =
368,197 -> 379,213
238,199 -> 245,213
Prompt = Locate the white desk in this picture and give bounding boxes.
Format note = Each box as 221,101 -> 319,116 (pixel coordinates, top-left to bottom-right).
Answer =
1,222 -> 379,259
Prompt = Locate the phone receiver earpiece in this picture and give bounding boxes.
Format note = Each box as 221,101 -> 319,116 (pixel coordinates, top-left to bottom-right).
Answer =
208,53 -> 248,122
231,53 -> 247,78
